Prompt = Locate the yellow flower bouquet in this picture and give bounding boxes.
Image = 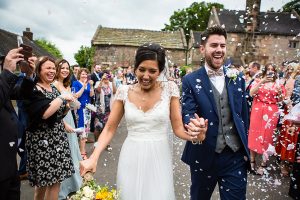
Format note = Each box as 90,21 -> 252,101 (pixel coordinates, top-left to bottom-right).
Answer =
69,172 -> 119,200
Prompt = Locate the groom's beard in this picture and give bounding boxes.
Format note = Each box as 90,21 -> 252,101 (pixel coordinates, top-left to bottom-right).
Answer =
204,51 -> 225,70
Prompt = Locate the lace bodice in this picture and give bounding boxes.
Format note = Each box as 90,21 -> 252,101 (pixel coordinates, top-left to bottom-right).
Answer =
115,81 -> 179,139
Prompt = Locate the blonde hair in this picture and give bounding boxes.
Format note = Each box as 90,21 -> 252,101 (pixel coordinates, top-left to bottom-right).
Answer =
291,63 -> 300,79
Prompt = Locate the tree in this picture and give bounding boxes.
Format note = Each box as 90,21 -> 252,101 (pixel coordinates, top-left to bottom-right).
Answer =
162,1 -> 224,44
74,45 -> 95,71
282,0 -> 300,15
34,38 -> 63,58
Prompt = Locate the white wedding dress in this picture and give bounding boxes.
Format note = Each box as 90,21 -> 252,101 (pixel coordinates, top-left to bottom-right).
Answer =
115,81 -> 178,200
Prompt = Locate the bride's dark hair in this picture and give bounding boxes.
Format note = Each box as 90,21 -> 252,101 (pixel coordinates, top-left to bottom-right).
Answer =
134,43 -> 166,73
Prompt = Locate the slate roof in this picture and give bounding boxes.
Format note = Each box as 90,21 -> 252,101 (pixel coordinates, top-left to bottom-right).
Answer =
92,26 -> 186,50
191,31 -> 202,48
215,9 -> 300,35
0,28 -> 56,58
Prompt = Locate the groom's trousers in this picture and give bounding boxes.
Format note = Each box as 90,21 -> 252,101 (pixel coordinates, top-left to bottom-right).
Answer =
190,146 -> 247,200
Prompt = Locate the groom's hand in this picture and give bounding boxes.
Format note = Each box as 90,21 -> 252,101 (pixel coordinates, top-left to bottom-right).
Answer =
184,114 -> 208,143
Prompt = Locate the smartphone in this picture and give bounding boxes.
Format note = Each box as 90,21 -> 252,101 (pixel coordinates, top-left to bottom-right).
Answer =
266,71 -> 274,78
17,36 -> 33,60
17,36 -> 33,73
20,44 -> 33,60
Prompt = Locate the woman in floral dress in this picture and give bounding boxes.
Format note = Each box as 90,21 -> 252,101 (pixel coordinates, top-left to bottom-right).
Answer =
24,56 -> 75,200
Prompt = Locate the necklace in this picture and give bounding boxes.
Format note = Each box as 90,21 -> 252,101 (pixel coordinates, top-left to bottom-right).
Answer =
36,83 -> 52,92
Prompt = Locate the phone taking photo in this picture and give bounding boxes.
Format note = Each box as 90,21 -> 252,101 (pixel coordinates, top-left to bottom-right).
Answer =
266,71 -> 274,78
17,36 -> 33,73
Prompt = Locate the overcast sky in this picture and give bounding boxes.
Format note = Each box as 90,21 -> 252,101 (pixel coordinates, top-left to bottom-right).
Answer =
0,0 -> 290,64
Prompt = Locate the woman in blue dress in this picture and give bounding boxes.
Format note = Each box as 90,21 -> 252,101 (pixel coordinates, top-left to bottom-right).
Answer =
72,68 -> 94,160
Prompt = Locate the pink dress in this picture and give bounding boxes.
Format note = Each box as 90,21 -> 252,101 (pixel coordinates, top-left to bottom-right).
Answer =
248,81 -> 286,154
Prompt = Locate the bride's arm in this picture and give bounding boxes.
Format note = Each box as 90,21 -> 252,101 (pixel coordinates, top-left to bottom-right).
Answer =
80,100 -> 124,175
170,96 -> 208,142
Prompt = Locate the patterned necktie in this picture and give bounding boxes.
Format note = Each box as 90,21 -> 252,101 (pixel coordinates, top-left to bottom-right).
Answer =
207,68 -> 224,77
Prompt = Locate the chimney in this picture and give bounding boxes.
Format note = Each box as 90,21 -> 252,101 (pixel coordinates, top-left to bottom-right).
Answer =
245,0 -> 261,32
23,27 -> 33,41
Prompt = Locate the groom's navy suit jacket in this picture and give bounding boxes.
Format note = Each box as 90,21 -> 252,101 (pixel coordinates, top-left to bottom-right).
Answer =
181,66 -> 250,170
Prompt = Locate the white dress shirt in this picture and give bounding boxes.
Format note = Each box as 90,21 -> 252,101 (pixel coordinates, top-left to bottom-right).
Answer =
205,64 -> 225,94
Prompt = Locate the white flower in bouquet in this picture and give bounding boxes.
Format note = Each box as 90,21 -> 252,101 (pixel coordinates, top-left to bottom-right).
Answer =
225,68 -> 239,82
81,197 -> 92,200
82,186 -> 94,199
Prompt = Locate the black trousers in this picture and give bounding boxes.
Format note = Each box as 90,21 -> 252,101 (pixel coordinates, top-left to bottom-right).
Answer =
0,173 -> 20,200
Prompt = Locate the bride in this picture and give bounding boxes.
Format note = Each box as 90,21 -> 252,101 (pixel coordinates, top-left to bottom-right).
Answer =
80,43 -> 208,200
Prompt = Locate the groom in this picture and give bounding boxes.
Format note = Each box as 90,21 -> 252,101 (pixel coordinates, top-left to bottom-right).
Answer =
181,25 -> 250,200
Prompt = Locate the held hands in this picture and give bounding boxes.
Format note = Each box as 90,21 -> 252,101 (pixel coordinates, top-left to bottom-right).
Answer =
184,113 -> 208,144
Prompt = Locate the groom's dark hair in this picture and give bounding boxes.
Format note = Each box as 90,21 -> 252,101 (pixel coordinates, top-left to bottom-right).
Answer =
134,43 -> 166,73
201,25 -> 227,45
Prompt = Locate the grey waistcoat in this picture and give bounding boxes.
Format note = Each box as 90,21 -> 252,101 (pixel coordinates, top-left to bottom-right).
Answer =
210,81 -> 242,153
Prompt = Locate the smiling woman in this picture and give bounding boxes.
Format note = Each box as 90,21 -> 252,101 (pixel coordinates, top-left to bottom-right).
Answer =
23,56 -> 76,200
79,43 -> 207,200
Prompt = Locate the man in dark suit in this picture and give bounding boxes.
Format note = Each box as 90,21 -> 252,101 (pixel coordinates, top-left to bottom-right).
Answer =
90,64 -> 102,86
181,26 -> 249,200
70,64 -> 80,85
0,47 -> 35,200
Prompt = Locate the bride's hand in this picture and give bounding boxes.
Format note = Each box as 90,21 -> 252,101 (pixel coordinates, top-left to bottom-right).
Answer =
185,114 -> 208,142
80,158 -> 97,176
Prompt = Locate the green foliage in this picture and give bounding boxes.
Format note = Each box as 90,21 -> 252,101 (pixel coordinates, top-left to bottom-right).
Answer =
162,1 -> 224,43
34,38 -> 63,59
179,65 -> 192,77
74,45 -> 95,71
282,0 -> 300,15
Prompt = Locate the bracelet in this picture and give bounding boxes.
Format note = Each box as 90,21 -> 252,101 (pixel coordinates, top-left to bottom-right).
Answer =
57,96 -> 66,104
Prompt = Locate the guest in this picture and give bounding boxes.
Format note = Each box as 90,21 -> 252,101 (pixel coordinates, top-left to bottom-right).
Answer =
0,47 -> 35,200
124,66 -> 136,84
94,72 -> 116,149
70,64 -> 80,85
90,64 -> 102,140
289,74 -> 300,199
246,62 -> 261,110
53,59 -> 83,199
16,56 -> 38,181
72,68 -> 94,160
70,64 -> 80,128
23,56 -> 75,200
276,64 -> 299,176
248,63 -> 285,175
114,69 -> 125,88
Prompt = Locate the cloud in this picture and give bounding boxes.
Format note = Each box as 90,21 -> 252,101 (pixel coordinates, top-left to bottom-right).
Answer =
0,0 -> 290,64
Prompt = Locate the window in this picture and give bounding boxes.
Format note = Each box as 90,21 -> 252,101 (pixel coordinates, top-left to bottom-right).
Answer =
289,40 -> 299,48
